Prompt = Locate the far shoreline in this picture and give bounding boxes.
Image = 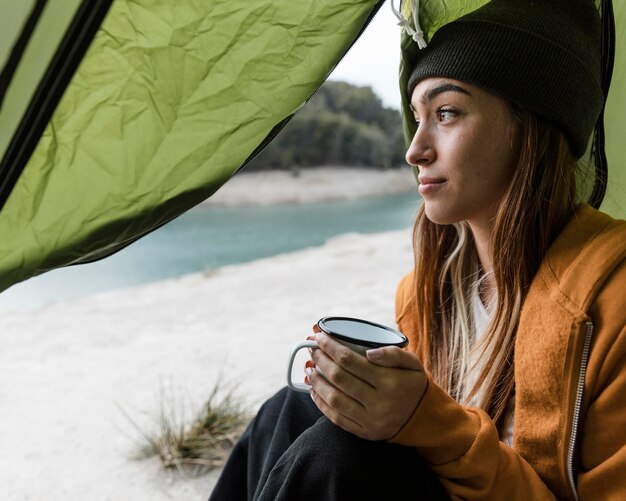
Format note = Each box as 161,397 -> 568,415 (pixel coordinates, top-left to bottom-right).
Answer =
203,166 -> 419,208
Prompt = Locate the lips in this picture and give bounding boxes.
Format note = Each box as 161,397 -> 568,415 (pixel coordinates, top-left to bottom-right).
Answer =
418,176 -> 446,185
418,176 -> 446,196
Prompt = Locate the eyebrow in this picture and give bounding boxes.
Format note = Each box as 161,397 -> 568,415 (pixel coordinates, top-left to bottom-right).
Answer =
412,83 -> 471,107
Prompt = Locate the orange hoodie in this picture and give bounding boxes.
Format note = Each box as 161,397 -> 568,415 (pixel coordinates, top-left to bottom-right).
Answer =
391,205 -> 626,500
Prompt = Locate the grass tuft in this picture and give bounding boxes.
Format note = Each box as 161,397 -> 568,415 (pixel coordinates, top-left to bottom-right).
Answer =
121,379 -> 250,477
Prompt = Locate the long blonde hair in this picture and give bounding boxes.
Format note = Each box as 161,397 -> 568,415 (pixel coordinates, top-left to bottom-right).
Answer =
412,110 -> 581,429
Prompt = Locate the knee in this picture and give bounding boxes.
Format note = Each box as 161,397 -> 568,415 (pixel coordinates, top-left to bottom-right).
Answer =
288,417 -> 374,466
291,417 -> 428,477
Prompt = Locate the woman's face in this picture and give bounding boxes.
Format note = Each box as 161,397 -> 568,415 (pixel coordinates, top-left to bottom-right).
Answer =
406,78 -> 520,229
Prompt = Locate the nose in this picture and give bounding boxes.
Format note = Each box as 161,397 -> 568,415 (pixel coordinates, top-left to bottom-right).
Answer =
405,126 -> 435,167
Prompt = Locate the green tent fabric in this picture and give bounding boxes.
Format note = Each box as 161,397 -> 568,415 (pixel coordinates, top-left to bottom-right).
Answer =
0,0 -> 384,293
0,0 -> 623,295
604,1 -> 626,217
398,0 -> 625,218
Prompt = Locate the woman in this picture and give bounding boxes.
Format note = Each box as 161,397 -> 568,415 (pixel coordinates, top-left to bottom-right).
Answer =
210,0 -> 625,499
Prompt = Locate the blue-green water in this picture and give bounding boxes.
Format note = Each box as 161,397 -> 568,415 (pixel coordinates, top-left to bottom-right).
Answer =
0,193 -> 419,311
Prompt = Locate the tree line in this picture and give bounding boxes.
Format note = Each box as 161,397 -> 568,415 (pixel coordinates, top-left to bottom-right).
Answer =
247,81 -> 406,170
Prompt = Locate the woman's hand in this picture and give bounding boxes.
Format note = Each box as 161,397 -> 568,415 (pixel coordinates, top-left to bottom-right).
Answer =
305,330 -> 428,441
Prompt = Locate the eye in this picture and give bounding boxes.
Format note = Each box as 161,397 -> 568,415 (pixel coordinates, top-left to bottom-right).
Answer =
409,104 -> 421,127
410,112 -> 421,127
437,107 -> 457,122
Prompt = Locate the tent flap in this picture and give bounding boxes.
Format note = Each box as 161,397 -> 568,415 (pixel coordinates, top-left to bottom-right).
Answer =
0,0 -> 383,292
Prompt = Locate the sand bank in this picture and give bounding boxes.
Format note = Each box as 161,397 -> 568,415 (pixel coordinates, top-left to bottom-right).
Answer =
1,227 -> 414,500
205,166 -> 418,207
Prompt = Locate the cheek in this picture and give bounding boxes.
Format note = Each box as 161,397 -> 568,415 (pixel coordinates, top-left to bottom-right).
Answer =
470,124 -> 517,186
492,131 -> 518,188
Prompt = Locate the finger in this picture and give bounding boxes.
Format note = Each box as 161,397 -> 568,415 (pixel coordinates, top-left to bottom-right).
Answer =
310,386 -> 367,438
309,367 -> 366,414
307,327 -> 319,355
306,337 -> 316,355
314,333 -> 374,382
365,346 -> 424,371
303,359 -> 315,375
311,390 -> 367,438
312,348 -> 374,403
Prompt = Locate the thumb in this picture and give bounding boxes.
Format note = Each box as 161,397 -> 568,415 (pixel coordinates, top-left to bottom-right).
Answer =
366,346 -> 424,371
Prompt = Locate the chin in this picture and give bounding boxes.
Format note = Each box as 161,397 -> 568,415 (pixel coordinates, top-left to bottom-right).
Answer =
423,206 -> 461,226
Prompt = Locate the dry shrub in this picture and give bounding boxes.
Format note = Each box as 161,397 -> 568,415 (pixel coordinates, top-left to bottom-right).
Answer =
122,380 -> 250,477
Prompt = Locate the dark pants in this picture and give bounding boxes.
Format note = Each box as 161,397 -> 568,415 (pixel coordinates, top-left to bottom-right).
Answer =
209,387 -> 450,501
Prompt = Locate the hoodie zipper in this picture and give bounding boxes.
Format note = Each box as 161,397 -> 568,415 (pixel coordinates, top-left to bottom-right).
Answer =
566,321 -> 594,501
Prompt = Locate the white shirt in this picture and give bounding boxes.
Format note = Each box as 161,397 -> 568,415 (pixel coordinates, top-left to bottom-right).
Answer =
467,289 -> 515,446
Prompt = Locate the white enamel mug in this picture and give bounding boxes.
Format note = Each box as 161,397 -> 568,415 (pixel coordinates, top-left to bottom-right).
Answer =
287,316 -> 408,393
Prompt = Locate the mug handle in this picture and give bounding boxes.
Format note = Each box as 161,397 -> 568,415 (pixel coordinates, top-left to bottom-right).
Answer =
287,340 -> 318,393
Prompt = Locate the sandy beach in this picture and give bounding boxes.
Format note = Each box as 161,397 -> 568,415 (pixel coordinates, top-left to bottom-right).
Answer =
1,167 -> 419,500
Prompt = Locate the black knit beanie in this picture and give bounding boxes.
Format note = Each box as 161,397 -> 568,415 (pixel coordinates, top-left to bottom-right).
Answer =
407,0 -> 605,160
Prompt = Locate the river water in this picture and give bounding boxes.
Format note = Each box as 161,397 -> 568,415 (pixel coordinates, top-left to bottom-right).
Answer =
0,193 -> 419,311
